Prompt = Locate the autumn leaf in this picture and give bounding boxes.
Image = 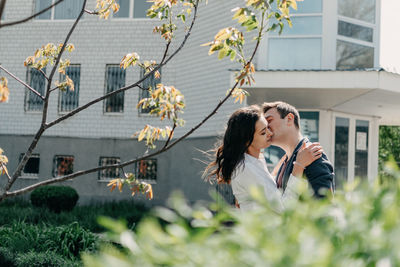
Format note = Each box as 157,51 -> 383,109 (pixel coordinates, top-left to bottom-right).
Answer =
0,77 -> 10,103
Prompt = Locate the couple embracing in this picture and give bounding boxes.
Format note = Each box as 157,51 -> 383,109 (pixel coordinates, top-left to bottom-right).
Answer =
207,101 -> 335,212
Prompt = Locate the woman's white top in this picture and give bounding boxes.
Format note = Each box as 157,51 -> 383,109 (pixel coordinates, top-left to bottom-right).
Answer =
231,153 -> 306,212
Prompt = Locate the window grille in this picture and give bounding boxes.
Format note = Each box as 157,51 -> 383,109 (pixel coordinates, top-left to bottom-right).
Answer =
139,68 -> 161,114
53,155 -> 74,177
104,65 -> 125,113
59,65 -> 80,112
19,154 -> 40,178
25,67 -> 45,111
135,159 -> 157,181
98,157 -> 121,180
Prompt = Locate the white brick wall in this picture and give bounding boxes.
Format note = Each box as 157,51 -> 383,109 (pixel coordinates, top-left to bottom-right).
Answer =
0,0 -> 255,139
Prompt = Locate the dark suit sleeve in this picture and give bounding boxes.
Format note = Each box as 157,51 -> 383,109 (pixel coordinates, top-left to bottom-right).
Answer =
304,153 -> 335,198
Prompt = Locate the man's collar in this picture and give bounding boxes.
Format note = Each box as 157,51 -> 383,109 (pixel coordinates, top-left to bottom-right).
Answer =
292,137 -> 308,156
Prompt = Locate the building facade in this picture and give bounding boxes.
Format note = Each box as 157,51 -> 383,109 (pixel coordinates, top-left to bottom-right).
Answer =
1,0 -> 400,205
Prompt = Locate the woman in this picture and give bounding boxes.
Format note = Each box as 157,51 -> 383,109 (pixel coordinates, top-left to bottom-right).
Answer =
206,105 -> 322,212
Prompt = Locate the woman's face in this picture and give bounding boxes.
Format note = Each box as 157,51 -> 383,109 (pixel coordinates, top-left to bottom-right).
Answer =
248,116 -> 273,151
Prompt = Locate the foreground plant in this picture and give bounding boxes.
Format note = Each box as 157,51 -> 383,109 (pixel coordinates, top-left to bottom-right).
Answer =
83,162 -> 400,266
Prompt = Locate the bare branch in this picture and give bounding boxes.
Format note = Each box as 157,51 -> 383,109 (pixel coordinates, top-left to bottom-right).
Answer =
0,0 -> 64,28
49,85 -> 61,92
84,9 -> 99,15
163,123 -> 176,149
0,65 -> 44,100
38,68 -> 49,82
46,0 -> 200,129
1,0 -> 87,199
0,0 -> 6,23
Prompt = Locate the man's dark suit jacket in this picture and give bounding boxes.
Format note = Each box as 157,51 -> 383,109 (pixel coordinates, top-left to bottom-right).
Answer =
276,138 -> 335,198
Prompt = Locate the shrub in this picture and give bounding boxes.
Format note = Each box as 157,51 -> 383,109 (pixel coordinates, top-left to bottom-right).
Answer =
0,247 -> 16,267
0,199 -> 150,233
15,251 -> 79,267
0,221 -> 98,260
49,222 -> 98,259
30,186 -> 79,213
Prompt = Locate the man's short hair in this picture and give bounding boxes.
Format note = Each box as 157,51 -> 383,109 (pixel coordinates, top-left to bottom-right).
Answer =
262,101 -> 300,129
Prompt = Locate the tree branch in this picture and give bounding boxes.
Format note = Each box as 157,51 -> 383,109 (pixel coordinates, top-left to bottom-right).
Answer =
0,0 -> 6,23
163,123 -> 176,149
0,0 -> 64,28
1,0 -> 87,199
0,65 -> 44,100
38,68 -> 49,82
5,2 -> 265,199
46,0 -> 200,129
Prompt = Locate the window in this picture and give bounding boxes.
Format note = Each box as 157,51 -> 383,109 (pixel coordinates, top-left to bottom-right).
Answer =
336,40 -> 374,69
35,0 -> 84,20
113,0 -> 152,19
336,0 -> 375,70
267,0 -> 322,70
53,155 -> 74,177
19,154 -> 40,178
299,111 -> 319,142
104,65 -> 125,113
338,21 -> 373,43
268,38 -> 321,69
139,68 -> 161,114
25,67 -> 45,111
135,159 -> 157,182
98,157 -> 121,180
269,16 -> 322,36
59,65 -> 80,112
338,0 -> 375,23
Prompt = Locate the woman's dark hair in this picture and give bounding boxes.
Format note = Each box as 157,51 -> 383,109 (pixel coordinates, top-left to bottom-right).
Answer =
205,105 -> 261,184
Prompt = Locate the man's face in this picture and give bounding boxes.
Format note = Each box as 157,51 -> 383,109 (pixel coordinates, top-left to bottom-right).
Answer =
264,108 -> 286,145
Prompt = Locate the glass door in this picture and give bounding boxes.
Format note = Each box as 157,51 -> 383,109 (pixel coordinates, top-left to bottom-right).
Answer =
334,114 -> 371,188
334,117 -> 350,188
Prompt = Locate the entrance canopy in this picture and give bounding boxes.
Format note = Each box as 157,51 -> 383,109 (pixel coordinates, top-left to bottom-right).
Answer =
240,69 -> 400,125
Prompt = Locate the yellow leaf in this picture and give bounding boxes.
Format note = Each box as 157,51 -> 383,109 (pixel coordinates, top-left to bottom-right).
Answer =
118,180 -> 123,192
0,77 -> 10,103
138,129 -> 147,142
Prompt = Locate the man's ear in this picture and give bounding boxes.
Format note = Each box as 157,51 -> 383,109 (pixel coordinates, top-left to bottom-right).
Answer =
286,113 -> 295,126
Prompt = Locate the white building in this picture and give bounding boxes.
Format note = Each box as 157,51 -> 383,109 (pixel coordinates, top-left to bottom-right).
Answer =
0,0 -> 399,204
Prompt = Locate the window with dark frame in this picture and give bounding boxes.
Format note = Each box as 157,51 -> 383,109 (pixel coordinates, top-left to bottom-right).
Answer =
26,67 -> 46,111
19,154 -> 40,178
98,157 -> 121,180
104,65 -> 125,113
135,159 -> 157,181
53,155 -> 74,177
139,68 -> 161,114
59,65 -> 80,112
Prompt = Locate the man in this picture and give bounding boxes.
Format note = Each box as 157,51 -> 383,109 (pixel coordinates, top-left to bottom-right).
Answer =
263,101 -> 334,198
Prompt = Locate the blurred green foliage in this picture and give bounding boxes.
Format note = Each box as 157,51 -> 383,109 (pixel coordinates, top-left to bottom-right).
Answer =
84,161 -> 400,267
379,126 -> 400,181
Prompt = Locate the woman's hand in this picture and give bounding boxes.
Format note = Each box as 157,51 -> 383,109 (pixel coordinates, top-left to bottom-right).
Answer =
292,142 -> 323,178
